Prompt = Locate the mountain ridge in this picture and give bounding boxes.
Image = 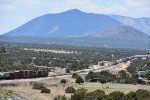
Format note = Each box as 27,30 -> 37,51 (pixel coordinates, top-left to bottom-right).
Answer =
3,9 -> 123,37
93,26 -> 149,39
109,14 -> 150,35
1,9 -> 150,50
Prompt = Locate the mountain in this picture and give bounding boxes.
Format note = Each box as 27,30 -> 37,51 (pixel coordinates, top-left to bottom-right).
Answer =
109,15 -> 150,35
3,9 -> 122,37
94,26 -> 149,39
1,9 -> 150,50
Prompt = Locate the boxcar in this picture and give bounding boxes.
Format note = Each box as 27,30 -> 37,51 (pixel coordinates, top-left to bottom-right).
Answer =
43,70 -> 48,77
9,72 -> 15,79
14,71 -> 20,79
31,71 -> 38,78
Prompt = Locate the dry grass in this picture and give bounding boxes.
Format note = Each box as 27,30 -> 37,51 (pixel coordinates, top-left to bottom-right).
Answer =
3,76 -> 150,100
69,82 -> 150,94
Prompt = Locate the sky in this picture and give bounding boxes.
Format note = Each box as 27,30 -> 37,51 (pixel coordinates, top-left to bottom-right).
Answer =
0,0 -> 150,35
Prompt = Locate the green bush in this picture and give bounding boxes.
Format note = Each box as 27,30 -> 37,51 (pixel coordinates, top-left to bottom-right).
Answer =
98,71 -> 116,82
145,70 -> 150,80
125,91 -> 136,100
32,83 -> 50,94
54,95 -> 67,100
69,88 -> 150,100
60,79 -> 67,84
65,87 -> 76,94
85,71 -> 98,81
102,95 -> 114,100
84,89 -> 105,100
72,73 -> 79,79
124,77 -> 137,84
66,68 -> 70,73
40,87 -> 51,93
109,91 -> 125,100
76,76 -> 84,84
32,83 -> 46,90
70,88 -> 87,100
99,78 -> 107,85
136,89 -> 150,100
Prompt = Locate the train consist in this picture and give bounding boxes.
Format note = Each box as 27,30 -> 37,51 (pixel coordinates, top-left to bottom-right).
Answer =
0,70 -> 48,80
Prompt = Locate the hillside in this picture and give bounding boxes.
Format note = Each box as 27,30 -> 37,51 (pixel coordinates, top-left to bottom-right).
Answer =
110,15 -> 150,35
1,9 -> 150,49
94,26 -> 149,39
3,9 -> 122,37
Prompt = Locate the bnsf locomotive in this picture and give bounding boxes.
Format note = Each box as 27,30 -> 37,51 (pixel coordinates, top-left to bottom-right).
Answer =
0,70 -> 48,80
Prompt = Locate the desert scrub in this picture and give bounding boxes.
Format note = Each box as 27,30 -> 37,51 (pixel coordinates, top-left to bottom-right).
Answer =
40,87 -> 51,93
65,87 -> 76,94
32,83 -> 50,93
32,83 -> 46,90
60,79 -> 67,84
54,95 -> 67,100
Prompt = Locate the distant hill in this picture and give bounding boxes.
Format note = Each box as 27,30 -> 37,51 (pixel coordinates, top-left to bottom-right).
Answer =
109,15 -> 150,35
93,26 -> 149,39
3,9 -> 122,37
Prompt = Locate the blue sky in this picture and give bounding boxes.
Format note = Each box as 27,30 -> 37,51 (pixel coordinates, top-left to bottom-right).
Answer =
0,0 -> 150,35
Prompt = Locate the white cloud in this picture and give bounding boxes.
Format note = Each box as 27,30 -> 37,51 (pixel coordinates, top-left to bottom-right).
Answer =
44,0 -> 127,14
125,0 -> 150,15
0,4 -> 16,11
0,0 -> 127,14
125,0 -> 150,7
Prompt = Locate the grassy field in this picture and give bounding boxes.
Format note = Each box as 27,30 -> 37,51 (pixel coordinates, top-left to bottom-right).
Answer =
3,76 -> 150,100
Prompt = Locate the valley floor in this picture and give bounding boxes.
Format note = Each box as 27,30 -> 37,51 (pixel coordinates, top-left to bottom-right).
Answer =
2,76 -> 150,100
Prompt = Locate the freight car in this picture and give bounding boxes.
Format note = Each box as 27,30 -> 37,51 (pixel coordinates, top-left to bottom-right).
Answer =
0,70 -> 48,80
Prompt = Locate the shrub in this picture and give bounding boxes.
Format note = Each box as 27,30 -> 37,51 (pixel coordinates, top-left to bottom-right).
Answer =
118,70 -> 128,78
70,88 -> 87,100
136,89 -> 150,100
125,91 -> 136,100
32,83 -> 50,94
40,87 -> 51,93
98,71 -> 116,82
102,95 -> 114,100
84,89 -> 105,100
66,68 -> 70,73
32,83 -> 46,90
76,76 -> 84,84
54,95 -> 67,100
60,79 -> 67,84
85,71 -> 98,81
145,70 -> 150,80
72,73 -> 79,79
109,91 -> 125,100
99,78 -> 107,85
124,77 -> 137,84
65,87 -> 76,94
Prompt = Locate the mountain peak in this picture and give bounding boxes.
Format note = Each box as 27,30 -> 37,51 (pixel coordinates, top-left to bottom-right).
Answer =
62,9 -> 84,14
67,9 -> 82,12
4,9 -> 122,37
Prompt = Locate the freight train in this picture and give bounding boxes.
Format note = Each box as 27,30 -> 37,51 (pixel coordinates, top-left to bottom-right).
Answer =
0,70 -> 48,80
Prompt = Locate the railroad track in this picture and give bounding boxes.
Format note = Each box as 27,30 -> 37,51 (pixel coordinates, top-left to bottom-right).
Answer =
0,55 -> 149,85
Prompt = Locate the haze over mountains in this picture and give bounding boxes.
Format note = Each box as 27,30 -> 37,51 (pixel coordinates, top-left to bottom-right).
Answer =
1,9 -> 150,49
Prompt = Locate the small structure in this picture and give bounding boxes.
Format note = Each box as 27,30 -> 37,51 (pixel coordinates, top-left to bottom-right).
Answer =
98,61 -> 112,66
